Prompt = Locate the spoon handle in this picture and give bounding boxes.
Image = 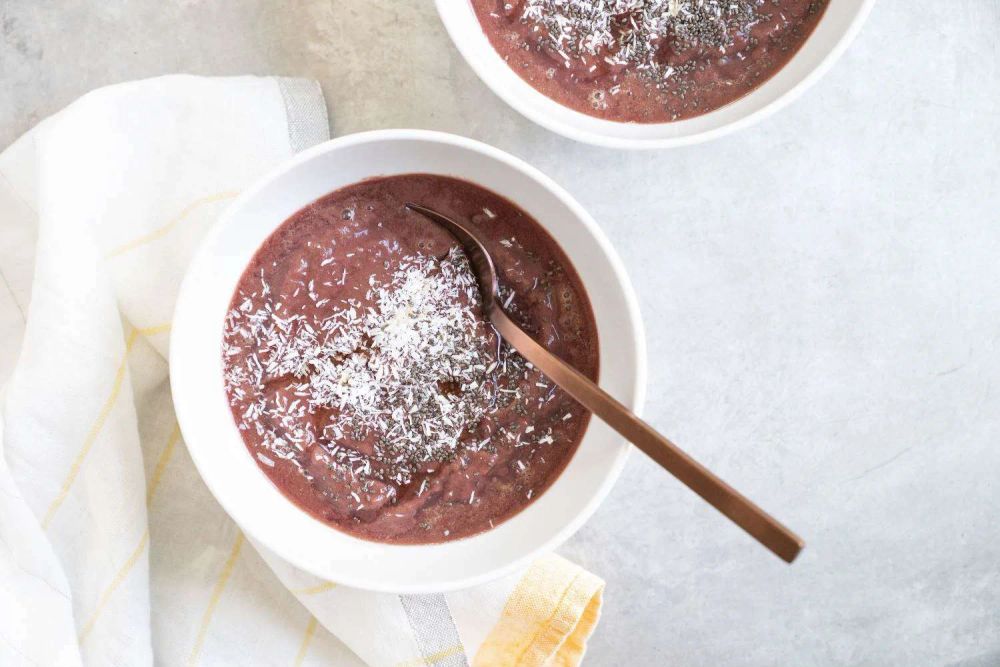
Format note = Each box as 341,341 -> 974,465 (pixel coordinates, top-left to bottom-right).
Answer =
491,308 -> 804,563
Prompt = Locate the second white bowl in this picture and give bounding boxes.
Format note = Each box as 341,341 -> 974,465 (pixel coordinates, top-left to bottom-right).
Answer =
436,0 -> 876,149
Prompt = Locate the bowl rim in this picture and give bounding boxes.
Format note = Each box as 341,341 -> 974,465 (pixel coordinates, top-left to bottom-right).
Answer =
170,129 -> 647,592
435,0 -> 877,149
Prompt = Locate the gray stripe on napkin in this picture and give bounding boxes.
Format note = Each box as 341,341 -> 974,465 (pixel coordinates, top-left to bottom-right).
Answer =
275,77 -> 330,153
399,594 -> 469,667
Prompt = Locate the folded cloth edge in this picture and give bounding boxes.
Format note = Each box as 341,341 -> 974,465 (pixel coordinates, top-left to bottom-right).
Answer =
473,554 -> 604,667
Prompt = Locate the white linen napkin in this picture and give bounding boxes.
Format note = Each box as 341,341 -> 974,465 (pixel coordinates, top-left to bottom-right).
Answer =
0,75 -> 604,667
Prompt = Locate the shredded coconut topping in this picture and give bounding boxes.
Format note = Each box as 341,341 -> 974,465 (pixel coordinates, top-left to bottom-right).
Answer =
518,0 -> 761,81
224,247 -> 537,485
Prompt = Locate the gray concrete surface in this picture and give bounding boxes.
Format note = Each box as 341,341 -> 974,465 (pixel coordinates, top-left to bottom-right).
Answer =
4,1 -> 1000,665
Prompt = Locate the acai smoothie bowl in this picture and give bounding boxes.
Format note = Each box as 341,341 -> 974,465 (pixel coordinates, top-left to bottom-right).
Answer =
437,0 -> 875,148
170,130 -> 645,593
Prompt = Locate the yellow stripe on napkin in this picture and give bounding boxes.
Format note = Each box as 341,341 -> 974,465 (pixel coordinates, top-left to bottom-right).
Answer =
474,555 -> 604,667
293,616 -> 319,667
106,190 -> 238,258
41,329 -> 140,528
188,533 -> 245,666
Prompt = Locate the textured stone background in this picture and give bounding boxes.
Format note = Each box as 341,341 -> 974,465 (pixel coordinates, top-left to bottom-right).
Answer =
3,1 -> 999,665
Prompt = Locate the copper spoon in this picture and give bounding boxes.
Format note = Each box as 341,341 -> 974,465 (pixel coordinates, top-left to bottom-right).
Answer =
406,203 -> 804,563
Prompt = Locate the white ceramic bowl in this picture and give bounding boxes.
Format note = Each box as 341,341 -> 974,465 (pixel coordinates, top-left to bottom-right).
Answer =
171,130 -> 645,593
436,0 -> 876,149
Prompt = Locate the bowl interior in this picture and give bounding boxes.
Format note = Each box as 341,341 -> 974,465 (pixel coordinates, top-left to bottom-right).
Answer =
171,131 -> 644,592
436,0 -> 874,148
